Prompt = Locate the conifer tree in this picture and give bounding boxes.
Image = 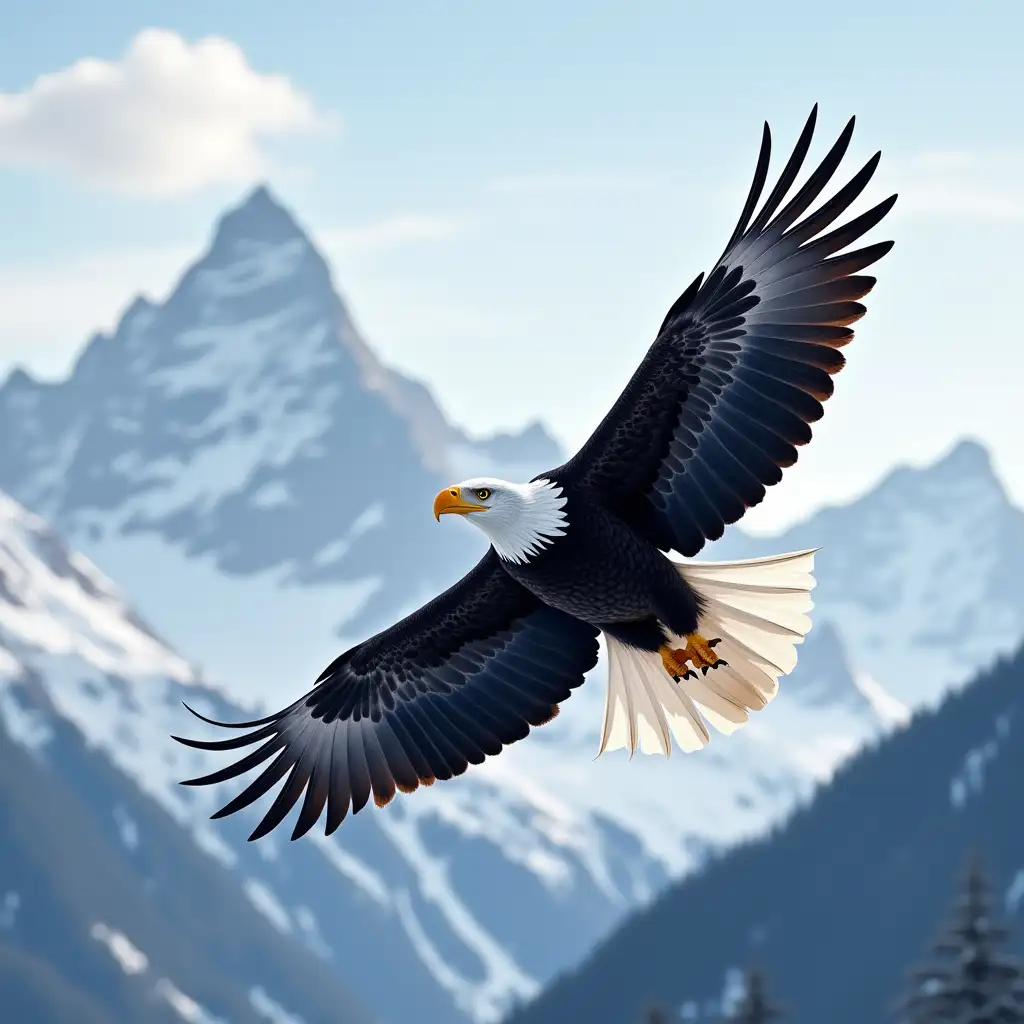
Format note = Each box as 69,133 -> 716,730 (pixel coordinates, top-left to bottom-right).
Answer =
725,967 -> 783,1024
900,853 -> 1024,1023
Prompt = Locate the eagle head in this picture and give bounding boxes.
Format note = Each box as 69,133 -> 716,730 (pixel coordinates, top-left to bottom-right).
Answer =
432,477 -> 569,564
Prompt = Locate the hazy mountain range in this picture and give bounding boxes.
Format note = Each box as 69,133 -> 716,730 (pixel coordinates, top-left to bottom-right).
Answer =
1,186 -> 1022,1024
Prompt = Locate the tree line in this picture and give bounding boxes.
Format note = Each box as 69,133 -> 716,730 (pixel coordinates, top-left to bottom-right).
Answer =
639,854 -> 1024,1024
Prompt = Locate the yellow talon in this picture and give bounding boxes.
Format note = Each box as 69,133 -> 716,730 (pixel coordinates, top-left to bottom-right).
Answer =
661,635 -> 726,680
682,633 -> 725,674
659,645 -> 691,680
663,647 -> 688,679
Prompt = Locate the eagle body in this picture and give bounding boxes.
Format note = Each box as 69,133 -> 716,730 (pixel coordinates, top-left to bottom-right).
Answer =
176,106 -> 898,843
497,481 -> 703,649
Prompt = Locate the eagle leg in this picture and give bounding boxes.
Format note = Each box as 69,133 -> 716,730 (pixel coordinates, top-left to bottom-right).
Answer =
681,633 -> 727,675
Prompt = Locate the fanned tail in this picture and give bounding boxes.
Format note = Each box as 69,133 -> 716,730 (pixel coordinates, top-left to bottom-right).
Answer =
598,548 -> 817,757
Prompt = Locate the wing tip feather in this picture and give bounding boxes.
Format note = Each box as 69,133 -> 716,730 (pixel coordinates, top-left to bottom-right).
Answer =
180,699 -> 278,730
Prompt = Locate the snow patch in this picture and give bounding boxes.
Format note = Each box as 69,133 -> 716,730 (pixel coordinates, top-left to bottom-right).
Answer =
312,502 -> 385,567
197,238 -> 309,298
1006,870 -> 1024,916
243,878 -> 293,935
294,905 -> 333,960
854,670 -> 911,728
0,891 -> 20,929
154,978 -> 226,1024
378,811 -> 539,1023
0,494 -> 194,683
394,890 -> 484,1013
310,834 -> 392,908
720,967 -> 746,1017
15,426 -> 84,515
0,678 -> 53,752
249,986 -> 307,1024
950,712 -> 1012,810
114,804 -> 140,851
90,921 -> 149,975
0,647 -> 22,677
250,481 -> 293,509
191,823 -> 238,869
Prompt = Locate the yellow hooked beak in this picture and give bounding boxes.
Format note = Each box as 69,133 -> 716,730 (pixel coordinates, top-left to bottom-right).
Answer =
433,486 -> 488,522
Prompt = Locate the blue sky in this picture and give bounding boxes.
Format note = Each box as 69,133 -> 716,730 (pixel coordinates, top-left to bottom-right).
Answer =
1,1 -> 1022,531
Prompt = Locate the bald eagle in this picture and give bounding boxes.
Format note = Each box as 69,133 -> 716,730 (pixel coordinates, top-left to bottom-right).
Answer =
175,106 -> 896,842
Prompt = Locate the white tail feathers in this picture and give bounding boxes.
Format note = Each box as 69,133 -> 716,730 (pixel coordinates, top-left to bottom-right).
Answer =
597,548 -> 818,757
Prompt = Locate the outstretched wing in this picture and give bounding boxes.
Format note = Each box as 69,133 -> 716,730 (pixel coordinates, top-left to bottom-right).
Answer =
173,550 -> 599,841
548,105 -> 896,557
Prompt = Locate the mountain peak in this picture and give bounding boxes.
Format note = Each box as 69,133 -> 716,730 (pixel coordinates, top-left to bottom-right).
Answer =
208,183 -> 309,256
123,295 -> 156,320
896,438 -> 1001,491
931,437 -> 994,478
868,437 -> 1014,522
0,365 -> 37,394
242,182 -> 275,206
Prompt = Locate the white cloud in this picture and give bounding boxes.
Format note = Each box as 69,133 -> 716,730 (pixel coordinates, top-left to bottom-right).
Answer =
0,28 -> 331,197
322,213 -> 474,255
890,151 -> 1024,221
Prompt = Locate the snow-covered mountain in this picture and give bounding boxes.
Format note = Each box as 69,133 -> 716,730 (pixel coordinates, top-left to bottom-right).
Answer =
0,494 -> 374,1024
0,187 -> 1022,1024
0,185 -> 557,694
706,438 -> 1024,710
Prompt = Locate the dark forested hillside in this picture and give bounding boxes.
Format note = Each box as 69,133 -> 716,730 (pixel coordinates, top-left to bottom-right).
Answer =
510,646 -> 1024,1024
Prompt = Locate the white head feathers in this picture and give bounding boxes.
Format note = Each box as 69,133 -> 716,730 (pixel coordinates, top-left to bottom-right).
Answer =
452,477 -> 569,565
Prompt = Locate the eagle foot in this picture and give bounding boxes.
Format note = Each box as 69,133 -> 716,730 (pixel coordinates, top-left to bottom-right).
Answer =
659,645 -> 694,681
679,633 -> 727,675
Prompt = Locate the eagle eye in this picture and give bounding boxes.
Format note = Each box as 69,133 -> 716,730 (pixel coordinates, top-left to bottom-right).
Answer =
474,488 -> 491,501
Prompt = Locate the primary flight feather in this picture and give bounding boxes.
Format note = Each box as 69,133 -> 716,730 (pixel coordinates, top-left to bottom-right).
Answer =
174,106 -> 897,842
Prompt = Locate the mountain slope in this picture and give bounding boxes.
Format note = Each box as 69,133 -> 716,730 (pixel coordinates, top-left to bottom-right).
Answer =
0,944 -> 117,1024
0,495 -> 376,1024
0,689 -> 375,1024
509,644 -> 1024,1024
